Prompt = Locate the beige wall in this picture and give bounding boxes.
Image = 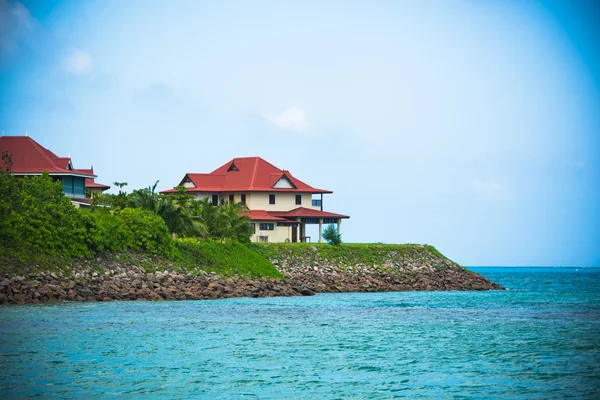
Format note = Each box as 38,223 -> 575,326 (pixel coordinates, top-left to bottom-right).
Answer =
187,191 -> 321,211
250,221 -> 292,243
246,192 -> 319,211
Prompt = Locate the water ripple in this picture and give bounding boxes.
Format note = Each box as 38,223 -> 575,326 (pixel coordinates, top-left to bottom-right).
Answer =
0,268 -> 599,398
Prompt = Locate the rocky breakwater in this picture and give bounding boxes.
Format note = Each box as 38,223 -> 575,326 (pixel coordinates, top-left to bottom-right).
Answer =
268,245 -> 504,293
0,264 -> 314,305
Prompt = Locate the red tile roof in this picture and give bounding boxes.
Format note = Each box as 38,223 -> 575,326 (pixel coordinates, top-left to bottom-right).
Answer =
242,209 -> 290,222
244,208 -> 349,221
76,168 -> 111,191
0,135 -> 95,178
161,157 -> 332,194
270,207 -> 350,219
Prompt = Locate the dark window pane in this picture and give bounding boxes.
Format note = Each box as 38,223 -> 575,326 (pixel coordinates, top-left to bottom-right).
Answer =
259,223 -> 274,230
212,195 -> 218,206
295,194 -> 302,205
269,194 -> 275,204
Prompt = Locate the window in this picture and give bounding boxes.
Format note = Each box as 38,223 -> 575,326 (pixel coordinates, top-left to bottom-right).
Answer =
241,194 -> 246,205
260,223 -> 274,230
323,218 -> 338,224
295,194 -> 302,205
251,223 -> 256,234
73,178 -> 85,195
269,194 -> 276,204
229,194 -> 234,203
212,194 -> 219,206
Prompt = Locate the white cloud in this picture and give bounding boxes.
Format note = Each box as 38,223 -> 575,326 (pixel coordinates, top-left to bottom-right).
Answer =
0,0 -> 34,52
263,107 -> 308,132
63,48 -> 93,75
11,1 -> 32,29
472,179 -> 513,201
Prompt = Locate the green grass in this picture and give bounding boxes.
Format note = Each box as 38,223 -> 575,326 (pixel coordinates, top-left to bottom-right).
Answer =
1,240 -> 284,280
248,242 -> 456,268
2,241 -> 454,280
92,240 -> 284,279
175,239 -> 284,279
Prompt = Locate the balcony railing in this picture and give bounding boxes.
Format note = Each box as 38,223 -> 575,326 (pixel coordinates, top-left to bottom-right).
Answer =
64,192 -> 86,199
312,199 -> 322,207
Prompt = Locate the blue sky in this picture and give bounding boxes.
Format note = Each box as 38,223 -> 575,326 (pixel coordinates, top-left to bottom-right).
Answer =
1,0 -> 598,266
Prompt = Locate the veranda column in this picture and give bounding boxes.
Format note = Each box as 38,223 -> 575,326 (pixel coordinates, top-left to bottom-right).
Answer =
318,218 -> 323,243
337,220 -> 341,235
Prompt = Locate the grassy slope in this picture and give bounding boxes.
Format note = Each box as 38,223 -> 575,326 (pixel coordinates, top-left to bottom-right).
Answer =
1,242 -> 457,280
249,243 -> 457,268
1,240 -> 284,280
174,239 -> 283,279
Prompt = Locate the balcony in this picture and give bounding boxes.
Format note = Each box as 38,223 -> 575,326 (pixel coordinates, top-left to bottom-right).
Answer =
64,192 -> 86,199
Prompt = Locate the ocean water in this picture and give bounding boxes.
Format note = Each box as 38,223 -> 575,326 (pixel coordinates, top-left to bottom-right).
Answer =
0,267 -> 598,399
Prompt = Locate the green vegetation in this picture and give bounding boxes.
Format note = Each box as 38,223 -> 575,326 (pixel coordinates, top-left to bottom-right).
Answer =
101,183 -> 252,242
175,239 -> 283,279
83,208 -> 178,258
0,166 -> 276,279
250,242 -> 454,269
91,240 -> 283,280
322,224 -> 342,245
0,170 -> 89,265
0,171 -> 180,265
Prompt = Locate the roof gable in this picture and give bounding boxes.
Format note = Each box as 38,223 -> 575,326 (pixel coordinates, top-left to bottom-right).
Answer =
272,173 -> 297,189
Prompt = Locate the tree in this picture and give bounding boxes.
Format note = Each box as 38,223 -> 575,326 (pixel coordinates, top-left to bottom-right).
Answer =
218,200 -> 252,243
127,180 -> 160,212
322,224 -> 342,246
192,197 -> 227,239
101,181 -> 129,209
156,190 -> 200,237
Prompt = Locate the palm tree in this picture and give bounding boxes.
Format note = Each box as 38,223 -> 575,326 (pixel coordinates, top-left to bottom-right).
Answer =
219,200 -> 252,242
157,191 -> 200,236
128,181 -> 160,212
192,197 -> 227,239
155,188 -> 252,241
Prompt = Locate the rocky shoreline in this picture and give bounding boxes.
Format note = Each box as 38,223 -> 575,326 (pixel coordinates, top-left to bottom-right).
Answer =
0,250 -> 503,305
271,248 -> 504,293
0,266 -> 308,305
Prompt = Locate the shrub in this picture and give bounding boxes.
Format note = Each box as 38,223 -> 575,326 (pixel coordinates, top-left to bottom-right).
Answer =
117,208 -> 178,258
322,224 -> 342,246
82,210 -> 133,253
0,173 -> 89,265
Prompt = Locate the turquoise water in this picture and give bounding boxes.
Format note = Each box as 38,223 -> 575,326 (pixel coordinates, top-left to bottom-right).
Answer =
1,267 -> 598,399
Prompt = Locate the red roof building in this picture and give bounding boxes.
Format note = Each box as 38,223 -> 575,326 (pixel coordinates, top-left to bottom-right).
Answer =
163,157 -> 349,243
0,134 -> 110,207
77,167 -> 112,194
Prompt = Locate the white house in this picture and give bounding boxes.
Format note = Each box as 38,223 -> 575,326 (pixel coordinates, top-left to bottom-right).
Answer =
162,157 -> 349,242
